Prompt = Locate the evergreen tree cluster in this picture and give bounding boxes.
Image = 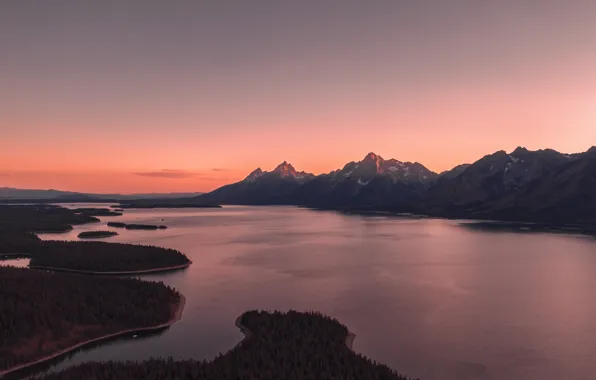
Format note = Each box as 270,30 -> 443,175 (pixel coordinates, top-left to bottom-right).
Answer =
36,310 -> 415,380
0,267 -> 180,372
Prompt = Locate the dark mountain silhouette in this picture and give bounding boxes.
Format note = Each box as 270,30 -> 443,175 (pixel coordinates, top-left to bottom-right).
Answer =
437,164 -> 472,181
425,147 -> 573,207
194,147 -> 596,224
196,162 -> 314,205
293,153 -> 436,208
5,147 -> 593,224
475,147 -> 596,223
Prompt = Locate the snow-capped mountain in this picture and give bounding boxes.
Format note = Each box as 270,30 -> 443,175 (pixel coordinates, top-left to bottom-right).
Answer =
332,152 -> 437,185
271,162 -> 315,181
198,162 -> 314,205
243,162 -> 313,183
427,147 -> 574,207
194,146 -> 596,223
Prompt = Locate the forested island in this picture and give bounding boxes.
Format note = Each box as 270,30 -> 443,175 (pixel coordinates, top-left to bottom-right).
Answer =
29,241 -> 190,274
107,222 -> 127,228
35,310 -> 414,380
0,205 -> 97,234
126,224 -> 168,230
107,222 -> 167,230
72,208 -> 122,217
0,205 -> 191,274
0,267 -> 182,376
77,231 -> 119,239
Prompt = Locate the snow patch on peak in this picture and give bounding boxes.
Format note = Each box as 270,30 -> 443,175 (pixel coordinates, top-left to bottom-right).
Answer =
357,178 -> 369,186
244,168 -> 264,182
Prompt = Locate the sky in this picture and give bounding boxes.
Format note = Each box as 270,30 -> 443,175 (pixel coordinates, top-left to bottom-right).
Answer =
1,0 -> 595,193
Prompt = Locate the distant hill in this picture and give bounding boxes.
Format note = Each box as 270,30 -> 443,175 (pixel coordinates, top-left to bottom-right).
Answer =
0,188 -> 204,202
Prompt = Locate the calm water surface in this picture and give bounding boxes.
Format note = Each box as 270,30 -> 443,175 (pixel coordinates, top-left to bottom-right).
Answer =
30,205 -> 596,380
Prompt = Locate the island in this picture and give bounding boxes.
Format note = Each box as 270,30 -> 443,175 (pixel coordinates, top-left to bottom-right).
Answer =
125,224 -> 168,230
73,208 -> 123,217
0,267 -> 184,378
106,222 -> 127,228
35,310 -> 414,380
0,205 -> 191,274
77,231 -> 119,239
106,222 -> 167,230
0,204 -> 98,234
29,241 -> 190,275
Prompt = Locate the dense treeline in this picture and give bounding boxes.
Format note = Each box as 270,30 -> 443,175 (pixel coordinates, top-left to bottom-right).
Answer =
0,231 -> 41,254
107,222 -> 127,228
125,224 -> 168,230
72,208 -> 122,217
77,231 -> 118,238
107,222 -> 167,230
0,205 -> 190,272
462,221 -> 596,236
0,205 -> 97,233
0,267 -> 180,372
29,241 -> 189,272
37,310 -> 415,380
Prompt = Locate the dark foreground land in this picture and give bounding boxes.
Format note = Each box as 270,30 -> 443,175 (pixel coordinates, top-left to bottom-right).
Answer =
0,204 -> 97,234
0,205 -> 190,273
77,231 -> 118,239
0,267 -> 181,375
36,310 -> 414,380
462,221 -> 596,236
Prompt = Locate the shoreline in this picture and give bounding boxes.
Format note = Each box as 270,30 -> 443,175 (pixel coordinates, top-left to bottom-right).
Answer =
0,253 -> 32,259
0,293 -> 186,378
234,315 -> 356,351
28,261 -> 192,276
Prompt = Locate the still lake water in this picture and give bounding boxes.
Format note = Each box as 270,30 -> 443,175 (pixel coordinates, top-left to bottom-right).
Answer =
29,205 -> 596,380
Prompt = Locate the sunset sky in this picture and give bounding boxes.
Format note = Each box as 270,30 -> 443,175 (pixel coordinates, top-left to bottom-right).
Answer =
1,1 -> 595,193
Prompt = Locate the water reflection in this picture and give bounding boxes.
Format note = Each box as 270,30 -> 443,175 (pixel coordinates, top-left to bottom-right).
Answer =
0,257 -> 30,268
27,205 -> 596,380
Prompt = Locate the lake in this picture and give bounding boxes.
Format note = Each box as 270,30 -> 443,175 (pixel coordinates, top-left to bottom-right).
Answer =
29,205 -> 596,380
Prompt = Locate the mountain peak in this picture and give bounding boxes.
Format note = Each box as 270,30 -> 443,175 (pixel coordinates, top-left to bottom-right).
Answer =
363,152 -> 381,162
273,161 -> 296,175
512,146 -> 529,155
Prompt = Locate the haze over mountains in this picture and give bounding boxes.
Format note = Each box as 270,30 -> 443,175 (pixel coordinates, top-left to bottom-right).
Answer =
0,188 -> 204,201
2,147 -> 594,224
196,147 -> 596,224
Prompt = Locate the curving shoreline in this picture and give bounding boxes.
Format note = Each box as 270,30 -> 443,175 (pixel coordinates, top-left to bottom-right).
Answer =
28,261 -> 192,276
0,293 -> 186,378
234,315 -> 356,351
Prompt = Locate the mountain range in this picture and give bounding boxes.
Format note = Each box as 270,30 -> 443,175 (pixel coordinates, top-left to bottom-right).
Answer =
195,147 -> 596,224
2,147 -> 594,224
